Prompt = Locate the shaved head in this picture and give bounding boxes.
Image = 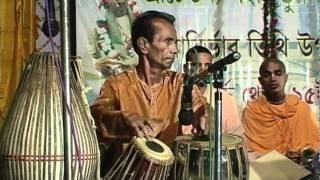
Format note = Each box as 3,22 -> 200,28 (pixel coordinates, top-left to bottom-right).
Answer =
259,58 -> 286,77
258,58 -> 288,104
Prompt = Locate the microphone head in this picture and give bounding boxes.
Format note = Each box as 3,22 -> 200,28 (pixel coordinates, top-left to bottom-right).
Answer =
233,52 -> 241,60
225,52 -> 241,65
207,52 -> 241,73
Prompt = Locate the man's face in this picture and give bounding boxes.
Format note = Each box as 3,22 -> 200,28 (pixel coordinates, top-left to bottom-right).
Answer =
146,18 -> 178,70
258,61 -> 288,96
189,52 -> 212,73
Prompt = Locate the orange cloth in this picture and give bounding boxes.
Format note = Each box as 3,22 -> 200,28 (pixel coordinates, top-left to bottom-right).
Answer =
204,88 -> 242,134
243,95 -> 319,157
91,68 -> 205,146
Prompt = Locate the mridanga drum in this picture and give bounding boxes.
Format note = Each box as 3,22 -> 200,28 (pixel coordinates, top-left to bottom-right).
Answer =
104,137 -> 174,180
172,134 -> 249,180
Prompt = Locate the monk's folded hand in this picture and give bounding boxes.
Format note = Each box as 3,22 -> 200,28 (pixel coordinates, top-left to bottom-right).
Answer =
192,105 -> 207,136
192,103 -> 215,136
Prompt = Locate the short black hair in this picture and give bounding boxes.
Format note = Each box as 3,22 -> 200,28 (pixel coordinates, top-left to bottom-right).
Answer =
185,45 -> 212,62
131,10 -> 176,55
259,58 -> 286,76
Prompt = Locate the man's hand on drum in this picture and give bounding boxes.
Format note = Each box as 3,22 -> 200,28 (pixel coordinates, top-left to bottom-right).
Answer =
123,112 -> 162,138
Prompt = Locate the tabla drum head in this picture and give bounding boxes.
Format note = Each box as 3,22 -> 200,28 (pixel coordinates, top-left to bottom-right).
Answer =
134,137 -> 174,166
175,135 -> 193,143
175,134 -> 244,150
222,134 -> 244,148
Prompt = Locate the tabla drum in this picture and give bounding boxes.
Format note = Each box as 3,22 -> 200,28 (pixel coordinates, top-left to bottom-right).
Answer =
172,134 -> 249,180
104,137 -> 174,180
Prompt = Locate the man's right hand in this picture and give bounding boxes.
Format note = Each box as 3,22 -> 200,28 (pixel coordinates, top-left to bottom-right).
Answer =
123,112 -> 157,138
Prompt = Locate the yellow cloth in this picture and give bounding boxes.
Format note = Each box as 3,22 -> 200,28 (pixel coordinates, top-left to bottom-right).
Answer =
0,0 -> 35,128
91,68 -> 205,146
243,95 -> 319,156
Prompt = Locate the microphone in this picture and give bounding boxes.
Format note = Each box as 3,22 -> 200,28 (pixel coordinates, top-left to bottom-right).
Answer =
178,84 -> 193,125
189,52 -> 241,85
208,52 -> 241,72
184,61 -> 193,77
179,61 -> 194,125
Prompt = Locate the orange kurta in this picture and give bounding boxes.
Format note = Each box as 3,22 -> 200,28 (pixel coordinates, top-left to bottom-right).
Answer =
91,68 -> 205,146
243,95 -> 319,157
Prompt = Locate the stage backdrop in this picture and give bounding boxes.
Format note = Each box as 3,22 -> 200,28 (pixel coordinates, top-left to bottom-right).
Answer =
76,0 -> 320,119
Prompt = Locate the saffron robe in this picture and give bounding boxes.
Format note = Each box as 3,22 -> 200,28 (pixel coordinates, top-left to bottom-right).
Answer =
243,95 -> 319,159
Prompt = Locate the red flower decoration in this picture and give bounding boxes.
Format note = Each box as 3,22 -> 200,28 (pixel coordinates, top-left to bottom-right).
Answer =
101,0 -> 111,4
270,18 -> 278,28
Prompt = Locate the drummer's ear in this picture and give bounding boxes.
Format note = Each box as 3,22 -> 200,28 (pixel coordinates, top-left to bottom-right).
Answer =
137,37 -> 149,55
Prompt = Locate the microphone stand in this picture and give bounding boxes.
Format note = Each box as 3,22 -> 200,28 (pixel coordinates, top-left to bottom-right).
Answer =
186,52 -> 240,180
213,68 -> 225,180
188,66 -> 225,180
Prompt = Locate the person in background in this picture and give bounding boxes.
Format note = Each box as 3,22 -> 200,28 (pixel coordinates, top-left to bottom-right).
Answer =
242,57 -> 319,162
182,45 -> 243,135
90,11 -> 208,175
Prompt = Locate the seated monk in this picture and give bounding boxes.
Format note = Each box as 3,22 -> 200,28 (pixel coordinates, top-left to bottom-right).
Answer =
242,57 -> 319,162
182,45 -> 242,135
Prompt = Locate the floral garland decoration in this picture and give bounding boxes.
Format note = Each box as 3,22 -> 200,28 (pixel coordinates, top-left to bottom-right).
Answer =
262,0 -> 280,59
96,0 -> 141,56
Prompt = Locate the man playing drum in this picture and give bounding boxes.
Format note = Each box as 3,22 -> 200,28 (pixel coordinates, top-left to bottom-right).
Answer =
90,10 -> 208,176
242,57 -> 319,162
